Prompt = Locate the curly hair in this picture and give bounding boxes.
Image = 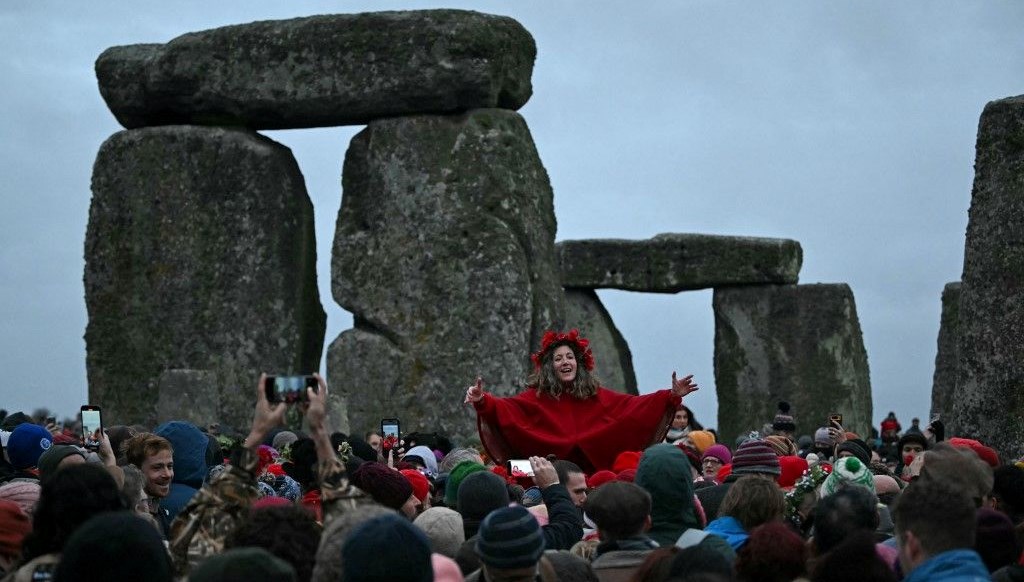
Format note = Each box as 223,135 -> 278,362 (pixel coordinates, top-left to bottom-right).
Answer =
226,505 -> 321,582
527,340 -> 601,399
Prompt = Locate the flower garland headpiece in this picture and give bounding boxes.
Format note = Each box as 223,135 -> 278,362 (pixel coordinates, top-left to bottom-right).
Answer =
531,329 -> 595,371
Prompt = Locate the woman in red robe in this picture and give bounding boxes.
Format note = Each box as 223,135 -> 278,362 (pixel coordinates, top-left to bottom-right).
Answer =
464,329 -> 699,473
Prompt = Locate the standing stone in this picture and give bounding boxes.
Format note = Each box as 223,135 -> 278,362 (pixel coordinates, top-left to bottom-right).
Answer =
328,109 -> 564,440
713,284 -> 873,441
85,126 -> 326,429
564,289 -> 638,395
955,96 -> 1024,458
930,282 -> 960,421
556,234 -> 802,292
96,10 -> 536,130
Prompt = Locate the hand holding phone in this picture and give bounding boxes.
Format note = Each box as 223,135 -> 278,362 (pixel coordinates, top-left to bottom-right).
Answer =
81,405 -> 103,450
264,375 -> 318,404
507,459 -> 535,477
381,418 -> 401,452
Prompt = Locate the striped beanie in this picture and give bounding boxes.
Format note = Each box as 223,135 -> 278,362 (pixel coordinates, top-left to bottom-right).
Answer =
731,439 -> 782,476
475,505 -> 545,569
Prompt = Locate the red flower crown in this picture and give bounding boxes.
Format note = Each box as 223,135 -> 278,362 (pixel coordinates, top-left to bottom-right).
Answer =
531,329 -> 595,372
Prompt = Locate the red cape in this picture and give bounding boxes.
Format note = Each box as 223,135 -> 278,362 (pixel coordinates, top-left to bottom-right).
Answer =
474,386 -> 680,473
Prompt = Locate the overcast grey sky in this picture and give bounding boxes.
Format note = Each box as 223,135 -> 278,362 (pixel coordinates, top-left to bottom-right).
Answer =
2,2 -> 1022,434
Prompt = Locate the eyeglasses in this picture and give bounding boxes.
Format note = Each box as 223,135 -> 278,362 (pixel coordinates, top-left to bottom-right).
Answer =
702,458 -> 722,466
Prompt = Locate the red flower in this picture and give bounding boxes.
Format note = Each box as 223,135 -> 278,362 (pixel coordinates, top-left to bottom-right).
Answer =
531,329 -> 595,371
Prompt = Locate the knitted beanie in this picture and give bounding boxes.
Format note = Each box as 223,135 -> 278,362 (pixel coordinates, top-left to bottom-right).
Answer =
0,481 -> 41,516
772,401 -> 796,432
588,470 -> 617,489
896,432 -> 928,454
456,470 -> 509,521
764,435 -> 797,457
475,505 -> 546,569
413,507 -> 465,559
835,439 -> 871,465
271,430 -> 298,452
687,430 -> 716,454
616,468 -> 637,482
975,508 -> 1021,572
342,513 -> 433,582
873,475 -> 901,496
56,512 -> 174,582
37,444 -> 87,481
949,437 -> 1001,468
731,439 -> 782,476
444,461 -> 487,507
0,499 -> 30,558
191,547 -> 297,582
777,455 -> 809,489
352,462 -> 414,511
400,469 -> 430,503
813,427 -> 832,447
702,444 -> 732,466
612,451 -> 642,473
6,423 -> 52,470
820,456 -> 875,498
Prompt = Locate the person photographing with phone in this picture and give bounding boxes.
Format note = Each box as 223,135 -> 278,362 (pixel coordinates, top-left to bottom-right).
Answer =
464,329 -> 699,473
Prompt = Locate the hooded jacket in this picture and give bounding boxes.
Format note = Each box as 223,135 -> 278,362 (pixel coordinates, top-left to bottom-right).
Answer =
902,548 -> 990,582
154,421 -> 210,521
634,444 -> 736,563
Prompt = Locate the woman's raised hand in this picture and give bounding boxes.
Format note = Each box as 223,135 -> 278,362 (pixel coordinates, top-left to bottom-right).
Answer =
671,371 -> 698,397
464,377 -> 485,404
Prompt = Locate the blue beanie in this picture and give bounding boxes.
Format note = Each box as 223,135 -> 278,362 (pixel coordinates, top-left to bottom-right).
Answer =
342,513 -> 432,582
7,424 -> 52,470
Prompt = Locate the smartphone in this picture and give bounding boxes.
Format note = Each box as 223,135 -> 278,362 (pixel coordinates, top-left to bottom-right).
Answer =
81,405 -> 103,449
828,413 -> 843,428
380,418 -> 400,441
264,375 -> 318,404
507,459 -> 535,477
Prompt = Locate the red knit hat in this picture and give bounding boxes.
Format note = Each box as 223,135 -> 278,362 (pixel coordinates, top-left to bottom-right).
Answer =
401,469 -> 431,503
612,451 -> 641,473
615,469 -> 637,482
949,438 -> 1000,468
0,499 -> 30,558
587,470 -> 617,489
777,455 -> 809,489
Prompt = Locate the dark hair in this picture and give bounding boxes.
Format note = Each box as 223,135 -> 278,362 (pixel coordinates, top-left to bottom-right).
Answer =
283,438 -> 319,490
812,486 -> 879,554
54,511 -> 172,582
226,505 -> 321,582
992,465 -> 1024,523
21,463 -> 125,561
627,546 -> 678,582
736,522 -> 806,582
810,531 -> 896,582
544,550 -> 599,582
105,425 -> 138,463
527,340 -> 600,399
668,544 -> 733,579
719,476 -> 785,531
553,459 -> 585,487
891,478 -> 976,556
678,405 -> 705,431
584,481 -> 651,540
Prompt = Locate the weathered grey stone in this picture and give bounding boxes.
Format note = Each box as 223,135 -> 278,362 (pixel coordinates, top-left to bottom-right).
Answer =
713,284 -> 873,441
955,96 -> 1024,458
85,126 -> 326,429
328,109 -> 564,440
556,234 -> 802,293
155,369 -> 220,429
564,289 -> 637,395
96,10 -> 535,130
930,282 -> 960,421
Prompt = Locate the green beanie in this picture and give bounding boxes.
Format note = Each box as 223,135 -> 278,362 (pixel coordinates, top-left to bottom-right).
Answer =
444,461 -> 488,507
820,456 -> 876,498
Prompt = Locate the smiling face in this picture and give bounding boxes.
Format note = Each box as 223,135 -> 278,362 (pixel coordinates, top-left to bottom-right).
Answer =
141,449 -> 174,499
552,345 -> 578,384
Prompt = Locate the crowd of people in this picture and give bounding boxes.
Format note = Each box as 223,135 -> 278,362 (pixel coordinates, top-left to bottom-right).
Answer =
0,330 -> 1018,582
